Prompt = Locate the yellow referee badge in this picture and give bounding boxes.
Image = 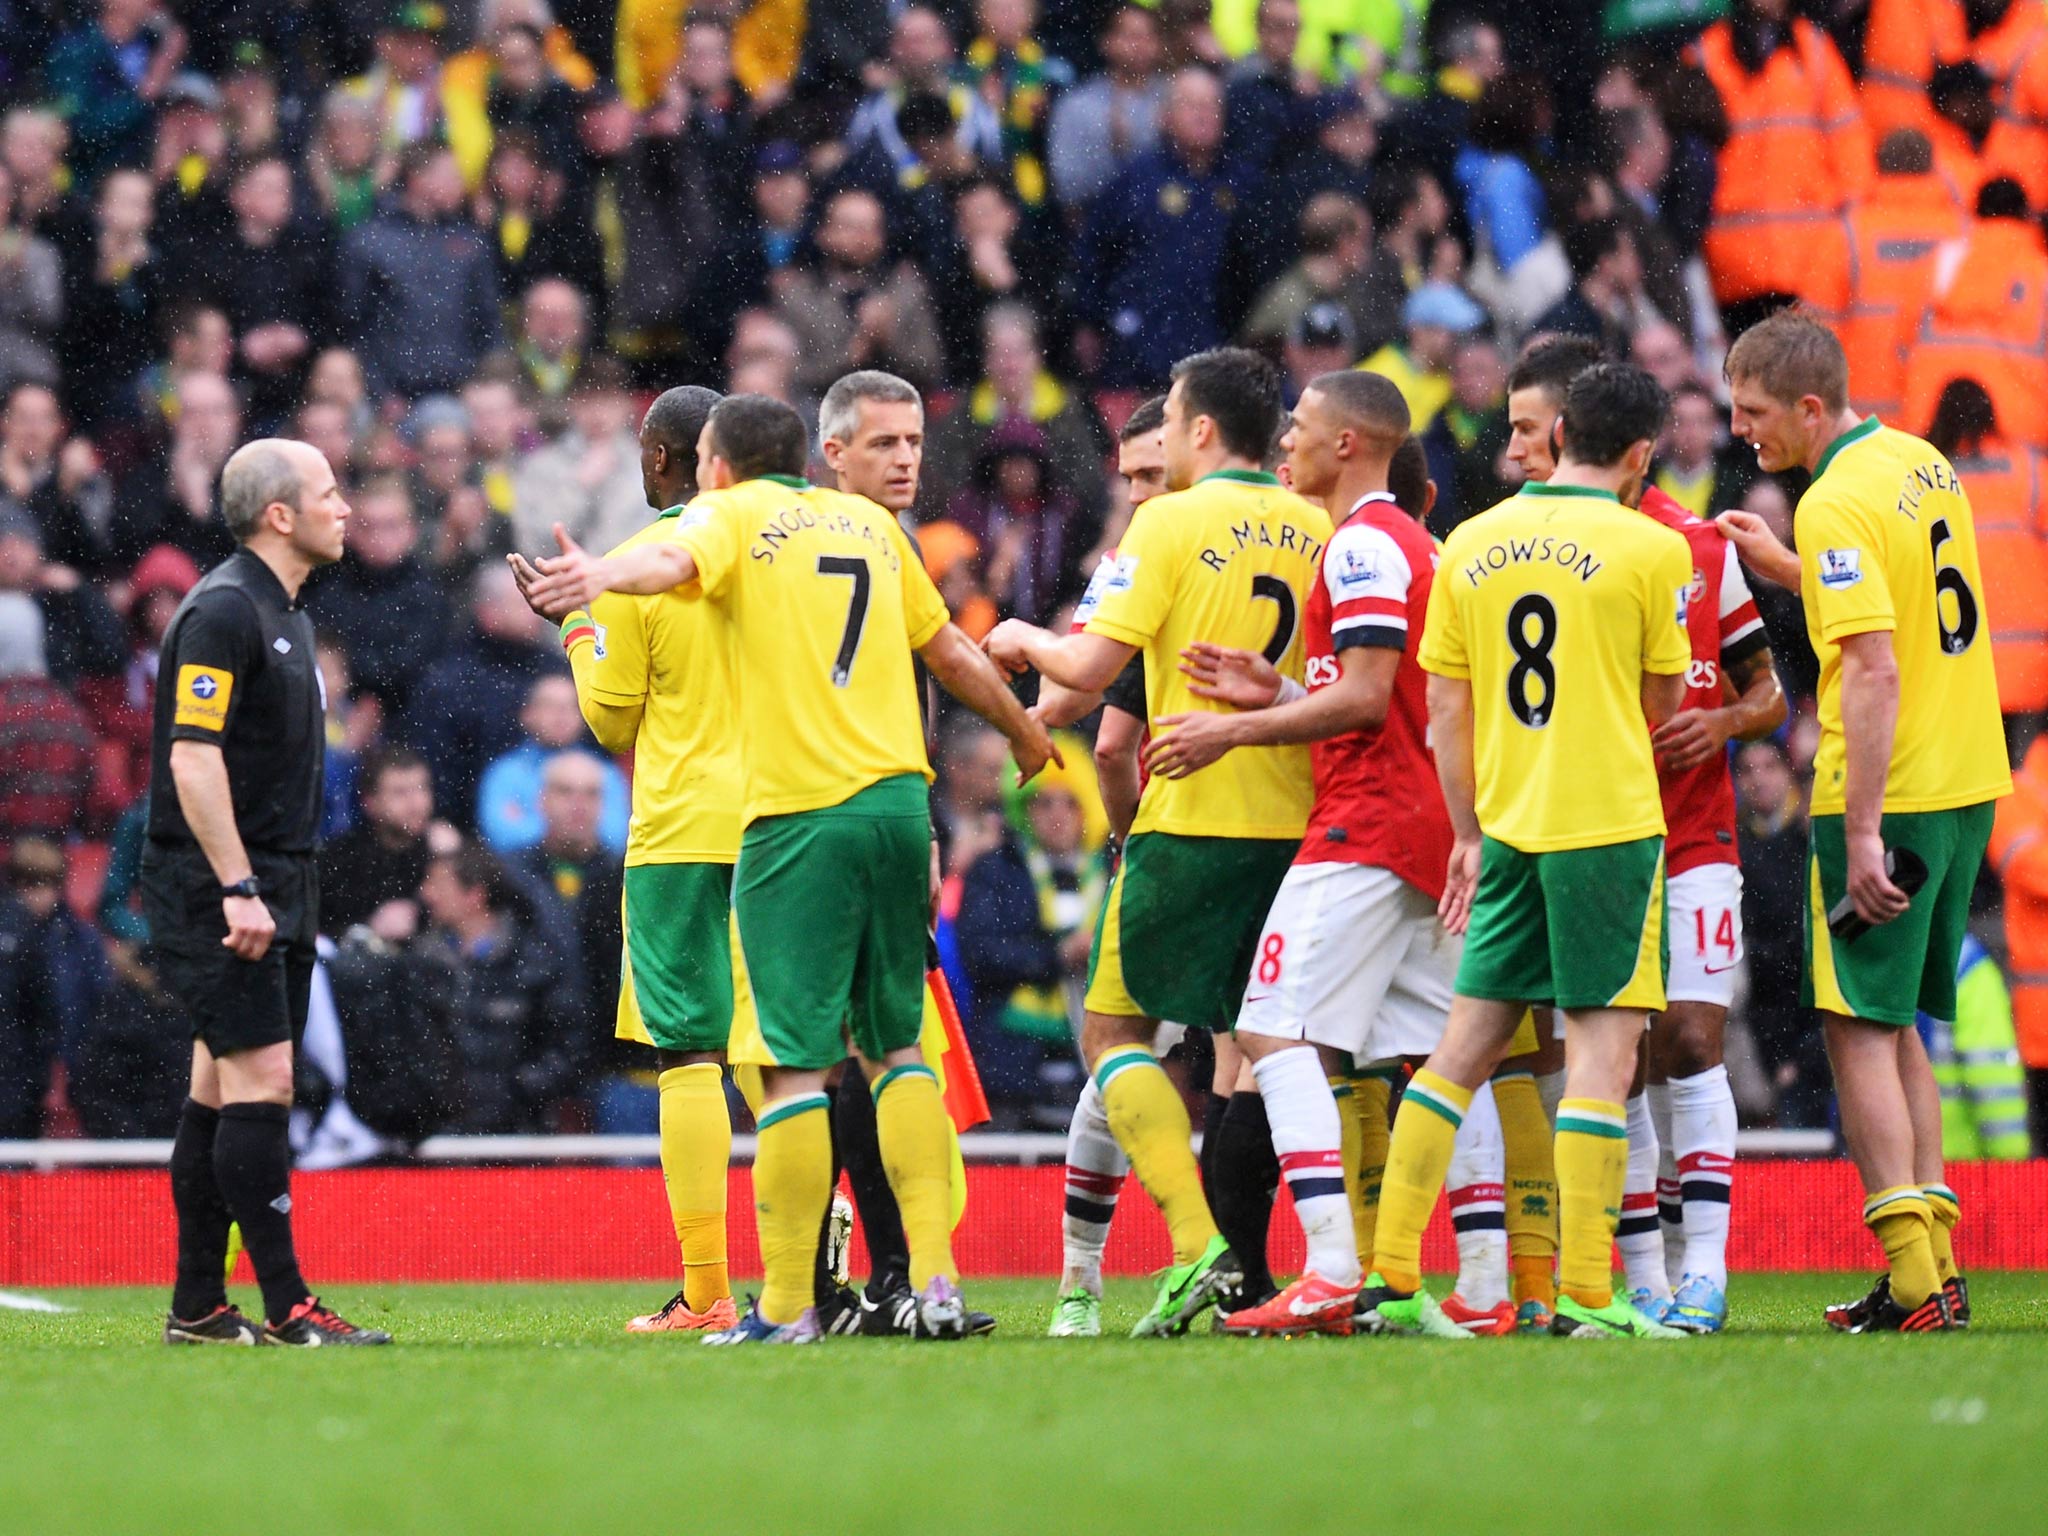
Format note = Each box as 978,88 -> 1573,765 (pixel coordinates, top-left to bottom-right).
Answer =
173,664 -> 234,731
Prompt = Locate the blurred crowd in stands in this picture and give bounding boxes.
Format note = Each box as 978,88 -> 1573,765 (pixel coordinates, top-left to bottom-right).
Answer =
0,0 -> 2042,1160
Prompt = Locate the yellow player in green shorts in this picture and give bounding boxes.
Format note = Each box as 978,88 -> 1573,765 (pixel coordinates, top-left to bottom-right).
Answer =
986,348 -> 1333,1336
1718,310 -> 2011,1332
525,394 -> 1054,1344
1357,362 -> 1694,1341
511,385 -> 746,1335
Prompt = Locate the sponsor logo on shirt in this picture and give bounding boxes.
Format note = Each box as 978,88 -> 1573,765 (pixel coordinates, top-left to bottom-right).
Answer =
173,664 -> 234,732
592,623 -> 608,659
1819,547 -> 1863,589
1104,554 -> 1139,594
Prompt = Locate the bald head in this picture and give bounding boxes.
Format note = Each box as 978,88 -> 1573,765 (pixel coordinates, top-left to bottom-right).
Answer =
221,438 -> 321,541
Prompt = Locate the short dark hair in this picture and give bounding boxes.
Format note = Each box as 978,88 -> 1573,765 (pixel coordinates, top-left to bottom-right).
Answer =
1508,334 -> 1605,408
1559,362 -> 1668,468
706,393 -> 809,480
1306,368 -> 1411,438
641,384 -> 721,493
1170,347 -> 1284,461
1562,216 -> 1628,283
359,743 -> 429,798
1976,176 -> 2030,220
1469,71 -> 1550,154
1388,435 -> 1431,519
1876,126 -> 1934,176
1119,393 -> 1167,441
1927,377 -> 1998,457
430,842 -> 515,912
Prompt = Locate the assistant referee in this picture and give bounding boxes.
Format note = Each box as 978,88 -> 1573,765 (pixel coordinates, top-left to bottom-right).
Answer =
143,437 -> 389,1346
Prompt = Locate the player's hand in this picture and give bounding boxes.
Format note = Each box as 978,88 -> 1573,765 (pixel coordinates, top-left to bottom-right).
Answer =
525,525 -> 611,612
1846,830 -> 1911,927
983,618 -> 1040,677
1010,713 -> 1064,786
1439,837 -> 1481,936
506,551 -> 581,623
1652,707 -> 1731,772
1179,642 -> 1281,709
221,894 -> 276,961
1713,510 -> 1800,589
1145,712 -> 1239,778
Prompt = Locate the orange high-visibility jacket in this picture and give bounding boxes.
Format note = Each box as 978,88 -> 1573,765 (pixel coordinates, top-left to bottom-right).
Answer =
1985,18 -> 2048,207
1954,436 -> 2048,712
1696,19 -> 1873,305
1990,740 -> 2048,1069
1902,218 -> 2048,445
1808,172 -> 1964,419
1930,123 -> 1987,212
1862,0 -> 1967,139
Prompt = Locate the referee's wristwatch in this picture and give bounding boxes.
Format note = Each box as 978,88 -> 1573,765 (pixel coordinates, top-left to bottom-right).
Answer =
219,877 -> 264,900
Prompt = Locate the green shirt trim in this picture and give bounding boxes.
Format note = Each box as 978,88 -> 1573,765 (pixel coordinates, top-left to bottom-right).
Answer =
656,503 -> 687,520
1199,469 -> 1282,487
759,474 -> 811,489
1517,482 -> 1620,503
1811,416 -> 1881,483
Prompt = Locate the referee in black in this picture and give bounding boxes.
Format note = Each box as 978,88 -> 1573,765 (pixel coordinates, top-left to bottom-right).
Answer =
144,437 -> 389,1346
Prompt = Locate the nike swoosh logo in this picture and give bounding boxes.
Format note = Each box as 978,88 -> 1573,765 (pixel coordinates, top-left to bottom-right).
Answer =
1702,962 -> 1740,975
1244,994 -> 1272,1004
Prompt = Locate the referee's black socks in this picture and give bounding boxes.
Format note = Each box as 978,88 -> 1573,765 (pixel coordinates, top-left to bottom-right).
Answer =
835,1068 -> 911,1297
214,1101 -> 310,1324
169,1099 -> 231,1320
1210,1091 -> 1279,1302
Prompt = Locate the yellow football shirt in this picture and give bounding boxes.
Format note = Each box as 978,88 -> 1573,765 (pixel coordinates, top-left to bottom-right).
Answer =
1420,482 -> 1693,852
1796,418 -> 2012,816
1085,469 -> 1334,840
675,475 -> 949,820
578,511 -> 744,865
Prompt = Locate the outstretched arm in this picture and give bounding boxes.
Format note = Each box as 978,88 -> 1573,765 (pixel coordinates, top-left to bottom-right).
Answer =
920,621 -> 1062,785
1146,646 -> 1399,778
519,524 -> 700,611
984,618 -> 1137,694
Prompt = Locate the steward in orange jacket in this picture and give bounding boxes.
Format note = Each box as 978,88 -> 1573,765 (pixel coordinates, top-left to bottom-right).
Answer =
1928,377 -> 2048,714
1902,179 -> 2048,446
1989,739 -> 2048,1072
1861,0 -> 1967,140
1694,7 -> 1871,308
1984,4 -> 2048,207
1809,129 -> 1964,421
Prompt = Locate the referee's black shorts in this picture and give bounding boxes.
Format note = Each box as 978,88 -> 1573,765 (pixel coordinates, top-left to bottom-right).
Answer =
140,844 -> 319,1057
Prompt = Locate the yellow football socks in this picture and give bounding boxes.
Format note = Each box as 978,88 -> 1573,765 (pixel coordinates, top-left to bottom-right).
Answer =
1371,1069 -> 1472,1294
1345,1070 -> 1393,1273
1098,1047 -> 1218,1265
752,1092 -> 832,1324
1923,1183 -> 1961,1284
873,1063 -> 958,1289
1866,1186 -> 1939,1308
658,1063 -> 732,1313
1554,1098 -> 1628,1310
1494,1069 -> 1558,1310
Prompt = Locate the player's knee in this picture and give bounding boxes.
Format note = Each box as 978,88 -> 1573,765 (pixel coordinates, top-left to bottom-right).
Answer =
215,1041 -> 295,1105
1081,1011 -> 1152,1065
656,1048 -> 724,1071
1662,1011 -> 1724,1078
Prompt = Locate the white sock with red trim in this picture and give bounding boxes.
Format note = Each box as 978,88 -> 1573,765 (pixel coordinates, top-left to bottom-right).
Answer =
1620,1090 -> 1671,1303
1648,1080 -> 1684,1289
1670,1065 -> 1736,1289
1251,1046 -> 1358,1287
1447,1080 -> 1509,1310
1060,1078 -> 1127,1295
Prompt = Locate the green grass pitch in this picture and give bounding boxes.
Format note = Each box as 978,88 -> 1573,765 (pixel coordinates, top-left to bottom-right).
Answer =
6,1274 -> 2048,1535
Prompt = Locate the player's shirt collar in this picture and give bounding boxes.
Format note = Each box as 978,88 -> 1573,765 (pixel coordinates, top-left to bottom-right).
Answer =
1199,468 -> 1281,487
756,474 -> 812,489
657,503 -> 688,520
1810,415 -> 1881,483
1517,481 -> 1619,503
1346,490 -> 1398,520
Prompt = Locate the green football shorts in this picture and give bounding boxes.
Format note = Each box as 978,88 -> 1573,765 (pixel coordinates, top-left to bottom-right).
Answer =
733,773 -> 932,1071
1456,834 -> 1667,1012
1805,804 -> 1995,1027
617,861 -> 735,1053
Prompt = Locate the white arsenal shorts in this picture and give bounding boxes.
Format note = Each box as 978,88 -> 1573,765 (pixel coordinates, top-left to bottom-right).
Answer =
1235,862 -> 1457,1062
1665,863 -> 1745,1008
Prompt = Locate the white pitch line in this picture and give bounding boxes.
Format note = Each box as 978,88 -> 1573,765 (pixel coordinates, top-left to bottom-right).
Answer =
0,1290 -> 71,1313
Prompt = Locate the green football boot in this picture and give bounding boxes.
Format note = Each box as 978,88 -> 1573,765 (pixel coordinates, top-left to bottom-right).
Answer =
1353,1273 -> 1474,1340
1550,1293 -> 1687,1339
1130,1236 -> 1243,1338
1047,1288 -> 1102,1338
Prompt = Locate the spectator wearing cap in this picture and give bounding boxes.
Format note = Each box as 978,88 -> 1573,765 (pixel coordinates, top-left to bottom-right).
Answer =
776,186 -> 945,400
1421,334 -> 1514,535
0,163 -> 64,402
513,276 -> 589,400
58,168 -> 162,434
846,7 -> 1005,179
1279,300 -> 1361,405
109,369 -> 239,570
0,505 -> 124,691
1047,5 -> 1167,213
1075,67 -> 1246,386
342,3 -> 451,153
510,356 -> 647,561
1360,282 -> 1486,433
44,0 -> 188,183
307,473 -> 451,715
339,141 -> 505,399
477,674 -> 629,856
1,383 -> 114,576
1239,190 -> 1371,354
0,588 -> 116,847
1531,216 -> 1667,355
402,562 -> 565,828
75,542 -> 198,804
